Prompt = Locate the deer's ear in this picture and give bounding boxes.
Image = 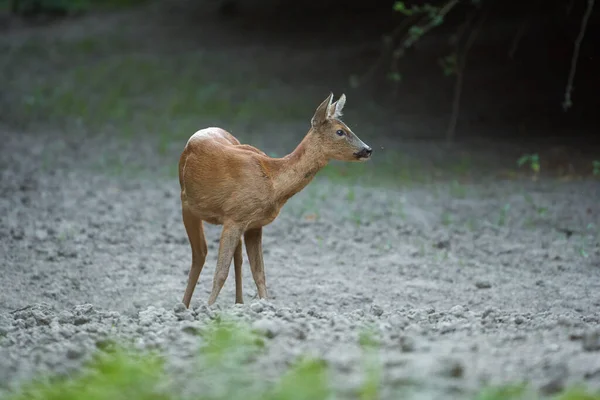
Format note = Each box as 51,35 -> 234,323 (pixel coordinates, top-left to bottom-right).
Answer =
328,93 -> 346,119
311,92 -> 334,127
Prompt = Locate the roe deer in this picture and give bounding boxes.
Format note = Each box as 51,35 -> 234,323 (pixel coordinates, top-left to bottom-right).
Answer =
178,93 -> 372,308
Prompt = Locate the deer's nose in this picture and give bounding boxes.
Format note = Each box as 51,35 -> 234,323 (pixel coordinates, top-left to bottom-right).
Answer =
355,146 -> 372,159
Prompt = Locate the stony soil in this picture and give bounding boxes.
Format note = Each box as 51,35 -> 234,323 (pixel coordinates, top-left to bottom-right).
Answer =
1,1 -> 600,399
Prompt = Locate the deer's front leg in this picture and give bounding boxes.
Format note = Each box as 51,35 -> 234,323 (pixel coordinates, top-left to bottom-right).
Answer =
207,221 -> 244,306
244,227 -> 267,299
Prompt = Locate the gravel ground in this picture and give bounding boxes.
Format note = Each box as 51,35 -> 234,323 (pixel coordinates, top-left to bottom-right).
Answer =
1,125 -> 599,399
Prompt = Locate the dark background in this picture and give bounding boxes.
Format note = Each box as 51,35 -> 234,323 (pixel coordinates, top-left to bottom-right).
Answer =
1,0 -> 599,172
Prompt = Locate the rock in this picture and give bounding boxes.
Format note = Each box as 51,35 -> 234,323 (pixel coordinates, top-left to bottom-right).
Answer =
175,305 -> 194,321
475,281 -> 491,289
440,322 -> 456,334
514,316 -> 525,325
258,299 -> 276,312
582,330 -> 600,352
370,305 -> 384,317
173,303 -> 187,314
31,309 -> 52,325
547,343 -> 560,352
250,301 -> 264,313
389,315 -> 409,329
180,322 -> 201,336
252,319 -> 280,338
433,239 -> 450,249
437,357 -> 464,378
139,307 -> 162,326
584,368 -> 600,380
284,323 -> 307,340
194,304 -> 214,319
307,307 -> 323,318
35,229 -> 48,241
569,332 -> 584,341
405,323 -> 425,335
399,335 -> 416,352
331,315 -> 350,329
58,311 -> 74,324
65,344 -> 85,360
450,305 -> 466,317
540,366 -> 567,395
384,352 -> 408,368
74,304 -> 95,315
275,307 -> 293,321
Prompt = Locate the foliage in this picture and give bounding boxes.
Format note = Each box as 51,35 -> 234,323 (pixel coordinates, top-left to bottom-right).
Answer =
1,317 -> 599,400
351,0 -> 598,142
473,383 -> 529,400
4,348 -> 170,400
517,153 -> 540,177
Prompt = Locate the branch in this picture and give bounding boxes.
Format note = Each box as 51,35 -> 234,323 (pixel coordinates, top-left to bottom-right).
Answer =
562,0 -> 595,111
387,0 -> 460,96
400,0 -> 460,50
351,13 -> 420,87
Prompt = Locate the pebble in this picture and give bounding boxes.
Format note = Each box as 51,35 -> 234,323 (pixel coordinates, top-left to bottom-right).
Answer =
540,363 -> 568,395
450,305 -> 466,317
250,302 -> 264,313
65,345 -> 85,360
582,330 -> 600,352
437,357 -> 465,378
475,281 -> 492,289
440,322 -> 456,334
370,305 -> 384,317
180,321 -> 201,336
252,319 -> 279,338
173,303 -> 187,314
399,335 -> 416,352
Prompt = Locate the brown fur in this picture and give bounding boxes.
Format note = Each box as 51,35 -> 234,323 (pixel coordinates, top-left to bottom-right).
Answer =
178,93 -> 372,307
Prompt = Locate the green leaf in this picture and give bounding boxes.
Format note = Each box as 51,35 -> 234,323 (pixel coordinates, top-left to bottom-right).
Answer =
517,154 -> 530,167
393,1 -> 412,15
408,25 -> 424,38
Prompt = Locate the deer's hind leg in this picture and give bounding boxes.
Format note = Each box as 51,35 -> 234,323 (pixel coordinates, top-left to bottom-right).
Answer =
244,227 -> 267,299
234,239 -> 243,304
207,221 -> 245,306
182,206 -> 208,309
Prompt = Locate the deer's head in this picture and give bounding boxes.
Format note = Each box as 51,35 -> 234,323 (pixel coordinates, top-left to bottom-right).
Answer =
310,93 -> 372,162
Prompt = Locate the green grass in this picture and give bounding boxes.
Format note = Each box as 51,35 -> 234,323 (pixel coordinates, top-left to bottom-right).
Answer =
4,348 -> 170,400
2,37 -> 313,143
2,317 -> 599,400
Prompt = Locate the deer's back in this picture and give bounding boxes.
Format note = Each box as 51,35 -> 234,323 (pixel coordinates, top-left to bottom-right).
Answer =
179,127 -> 277,225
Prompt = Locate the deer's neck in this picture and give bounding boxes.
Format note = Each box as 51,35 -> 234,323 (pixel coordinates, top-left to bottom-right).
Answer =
270,133 -> 327,204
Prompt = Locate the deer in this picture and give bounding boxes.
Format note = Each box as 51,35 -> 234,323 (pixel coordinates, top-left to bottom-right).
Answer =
178,93 -> 372,308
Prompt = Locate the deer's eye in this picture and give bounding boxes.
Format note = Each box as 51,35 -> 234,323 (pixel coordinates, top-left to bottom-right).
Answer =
336,129 -> 345,136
